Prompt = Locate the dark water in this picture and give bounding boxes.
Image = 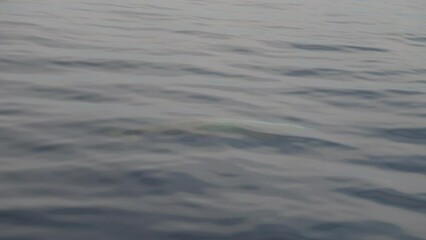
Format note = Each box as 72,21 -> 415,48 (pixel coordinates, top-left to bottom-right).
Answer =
1,1 -> 426,239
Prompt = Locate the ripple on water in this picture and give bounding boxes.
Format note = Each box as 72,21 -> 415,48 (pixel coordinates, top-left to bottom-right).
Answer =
308,220 -> 423,240
290,43 -> 389,53
1,0 -> 425,239
338,188 -> 426,213
347,155 -> 426,175
381,127 -> 426,144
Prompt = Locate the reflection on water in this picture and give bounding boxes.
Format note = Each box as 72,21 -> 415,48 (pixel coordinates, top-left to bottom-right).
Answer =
1,0 -> 425,239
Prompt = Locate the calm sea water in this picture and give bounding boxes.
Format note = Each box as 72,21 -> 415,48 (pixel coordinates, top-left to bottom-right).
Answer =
1,1 -> 425,239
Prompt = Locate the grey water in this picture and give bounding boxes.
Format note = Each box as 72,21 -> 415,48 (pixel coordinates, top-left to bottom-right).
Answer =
1,0 -> 425,239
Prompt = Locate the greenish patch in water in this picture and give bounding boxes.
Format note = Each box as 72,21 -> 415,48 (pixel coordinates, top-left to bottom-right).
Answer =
106,118 -> 307,140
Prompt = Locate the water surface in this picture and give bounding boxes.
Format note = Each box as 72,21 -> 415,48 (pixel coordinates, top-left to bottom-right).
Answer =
1,0 -> 425,239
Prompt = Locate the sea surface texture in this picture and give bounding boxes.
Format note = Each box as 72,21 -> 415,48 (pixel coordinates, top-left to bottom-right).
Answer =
1,1 -> 425,239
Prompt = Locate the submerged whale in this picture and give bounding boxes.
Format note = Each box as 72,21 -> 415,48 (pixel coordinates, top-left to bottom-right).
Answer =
108,118 -> 307,139
104,118 -> 352,152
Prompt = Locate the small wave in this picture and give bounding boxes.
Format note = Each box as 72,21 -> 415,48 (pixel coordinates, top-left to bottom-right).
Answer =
381,128 -> 426,144
338,188 -> 426,212
348,155 -> 426,175
291,43 -> 388,53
